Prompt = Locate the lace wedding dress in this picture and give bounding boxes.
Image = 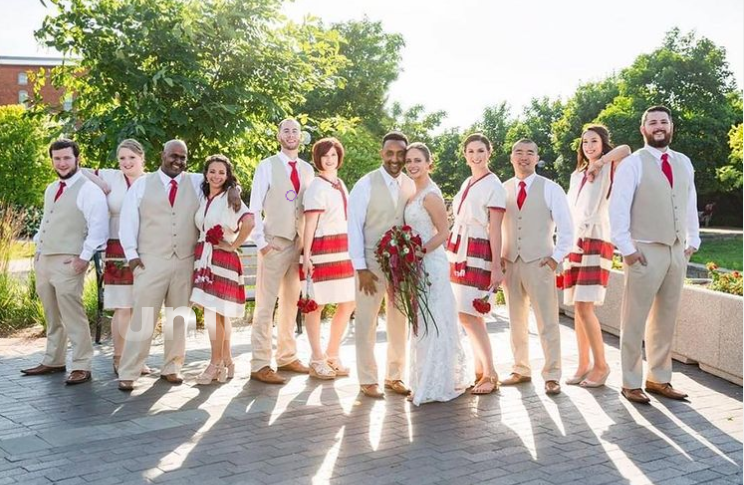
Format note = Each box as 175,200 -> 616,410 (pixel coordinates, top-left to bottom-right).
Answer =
404,181 -> 473,405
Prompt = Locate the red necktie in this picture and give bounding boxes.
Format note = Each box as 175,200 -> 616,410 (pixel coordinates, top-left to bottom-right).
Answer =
53,181 -> 66,202
517,181 -> 527,210
661,153 -> 674,188
168,179 -> 178,207
289,161 -> 300,193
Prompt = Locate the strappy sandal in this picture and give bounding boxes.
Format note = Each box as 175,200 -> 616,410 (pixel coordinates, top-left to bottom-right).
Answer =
309,360 -> 336,380
326,356 -> 350,377
223,359 -> 235,379
471,375 -> 500,395
195,363 -> 227,385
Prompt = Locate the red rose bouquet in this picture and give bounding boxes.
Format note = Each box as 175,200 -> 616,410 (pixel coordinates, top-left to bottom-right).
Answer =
472,291 -> 492,314
297,275 -> 319,314
375,225 -> 435,336
556,274 -> 564,289
206,225 -> 224,245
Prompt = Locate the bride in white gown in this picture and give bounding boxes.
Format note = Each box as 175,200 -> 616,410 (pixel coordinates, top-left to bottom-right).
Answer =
403,143 -> 473,405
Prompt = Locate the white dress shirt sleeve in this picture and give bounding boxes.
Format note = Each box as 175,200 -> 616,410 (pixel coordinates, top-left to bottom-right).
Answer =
248,160 -> 271,250
188,172 -> 205,202
77,181 -> 110,261
609,155 -> 642,256
348,175 -> 371,270
681,154 -> 701,250
545,182 -> 574,263
119,176 -> 147,261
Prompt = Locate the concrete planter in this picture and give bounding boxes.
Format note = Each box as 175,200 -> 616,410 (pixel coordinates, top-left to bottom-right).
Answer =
559,270 -> 743,386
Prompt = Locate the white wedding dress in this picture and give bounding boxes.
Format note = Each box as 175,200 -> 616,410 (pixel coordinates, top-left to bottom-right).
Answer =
404,181 -> 473,405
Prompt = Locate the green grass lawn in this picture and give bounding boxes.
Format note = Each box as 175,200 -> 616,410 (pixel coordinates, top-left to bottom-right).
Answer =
691,236 -> 743,271
9,240 -> 35,259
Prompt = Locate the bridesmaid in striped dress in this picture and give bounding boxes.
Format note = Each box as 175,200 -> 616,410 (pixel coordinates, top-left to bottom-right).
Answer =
446,133 -> 506,395
84,139 -> 147,375
562,125 -> 629,388
191,155 -> 254,385
301,138 -> 356,379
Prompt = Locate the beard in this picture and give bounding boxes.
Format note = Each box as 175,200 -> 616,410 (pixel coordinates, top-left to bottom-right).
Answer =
644,130 -> 673,148
56,165 -> 78,180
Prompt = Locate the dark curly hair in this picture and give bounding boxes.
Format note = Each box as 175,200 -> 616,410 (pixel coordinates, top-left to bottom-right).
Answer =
201,154 -> 237,198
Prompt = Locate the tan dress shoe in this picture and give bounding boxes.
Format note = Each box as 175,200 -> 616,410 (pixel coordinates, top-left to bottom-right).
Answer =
160,373 -> 184,384
622,387 -> 651,404
250,366 -> 286,384
277,360 -> 310,374
21,364 -> 66,375
118,380 -> 134,391
500,373 -> 532,386
360,384 -> 385,399
544,380 -> 561,395
65,370 -> 91,385
384,380 -> 411,395
645,381 -> 688,400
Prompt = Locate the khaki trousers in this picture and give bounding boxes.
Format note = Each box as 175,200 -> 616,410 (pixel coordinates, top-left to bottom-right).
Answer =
503,257 -> 562,381
118,254 -> 193,381
35,254 -> 94,371
620,241 -> 686,389
354,252 -> 408,385
251,236 -> 301,371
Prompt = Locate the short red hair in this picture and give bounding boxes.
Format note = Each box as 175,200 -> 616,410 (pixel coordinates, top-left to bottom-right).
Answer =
312,137 -> 345,171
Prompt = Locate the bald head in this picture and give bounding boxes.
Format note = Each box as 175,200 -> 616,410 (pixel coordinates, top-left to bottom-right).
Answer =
161,139 -> 188,177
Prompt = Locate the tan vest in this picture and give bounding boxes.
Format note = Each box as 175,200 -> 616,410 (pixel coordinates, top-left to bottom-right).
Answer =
262,156 -> 305,241
363,171 -> 411,255
37,178 -> 87,256
502,176 -> 554,263
137,173 -> 199,259
630,149 -> 689,246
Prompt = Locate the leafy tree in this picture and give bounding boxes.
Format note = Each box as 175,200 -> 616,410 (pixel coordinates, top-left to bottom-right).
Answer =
34,0 -> 346,171
431,128 -> 469,200
300,18 -> 404,137
0,106 -> 55,209
719,123 -> 743,191
388,102 -> 446,145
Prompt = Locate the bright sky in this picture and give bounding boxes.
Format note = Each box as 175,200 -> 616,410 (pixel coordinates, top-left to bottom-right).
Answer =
3,0 -> 742,130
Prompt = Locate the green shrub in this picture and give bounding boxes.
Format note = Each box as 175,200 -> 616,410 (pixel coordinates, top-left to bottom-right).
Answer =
706,262 -> 743,296
0,106 -> 55,209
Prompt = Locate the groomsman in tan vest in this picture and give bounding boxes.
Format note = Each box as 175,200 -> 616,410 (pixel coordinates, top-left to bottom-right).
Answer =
248,119 -> 315,384
348,131 -> 415,399
117,140 -> 240,391
610,106 -> 700,404
22,139 -> 109,385
500,139 -> 573,395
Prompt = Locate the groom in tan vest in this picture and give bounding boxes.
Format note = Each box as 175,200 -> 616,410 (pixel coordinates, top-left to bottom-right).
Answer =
610,106 -> 700,404
22,139 -> 109,385
348,131 -> 415,399
248,119 -> 315,384
500,139 -> 573,395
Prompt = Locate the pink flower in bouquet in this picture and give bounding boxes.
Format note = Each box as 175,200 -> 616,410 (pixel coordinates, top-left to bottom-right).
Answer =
206,225 -> 224,245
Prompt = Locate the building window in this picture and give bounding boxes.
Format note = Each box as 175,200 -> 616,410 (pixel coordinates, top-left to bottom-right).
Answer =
18,72 -> 28,85
18,90 -> 28,104
63,94 -> 73,111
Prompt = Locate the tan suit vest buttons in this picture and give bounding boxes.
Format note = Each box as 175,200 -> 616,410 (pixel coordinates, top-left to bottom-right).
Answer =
502,176 -> 555,263
262,155 -> 305,241
38,178 -> 87,256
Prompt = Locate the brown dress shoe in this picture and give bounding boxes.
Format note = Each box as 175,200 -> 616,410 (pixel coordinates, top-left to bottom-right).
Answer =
65,370 -> 91,385
21,364 -> 66,376
622,387 -> 651,404
160,373 -> 184,385
360,384 -> 385,399
118,380 -> 134,392
645,381 -> 688,401
277,360 -> 310,374
545,380 -> 561,395
384,380 -> 411,395
250,366 -> 286,384
500,373 -> 532,386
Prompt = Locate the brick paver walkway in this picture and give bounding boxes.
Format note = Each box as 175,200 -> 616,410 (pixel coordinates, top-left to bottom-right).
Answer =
0,309 -> 741,484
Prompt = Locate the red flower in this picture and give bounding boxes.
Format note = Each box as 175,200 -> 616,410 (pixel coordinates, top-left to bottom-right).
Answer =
401,225 -> 412,232
556,274 -> 564,289
297,297 -> 319,314
206,225 -> 224,245
733,271 -> 741,279
472,293 -> 492,314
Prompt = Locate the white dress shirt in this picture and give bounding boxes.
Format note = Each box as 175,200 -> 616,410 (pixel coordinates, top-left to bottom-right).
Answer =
119,169 -> 204,261
516,173 -> 574,263
609,145 -> 700,256
347,167 -> 403,270
33,171 -> 110,261
248,151 -> 315,250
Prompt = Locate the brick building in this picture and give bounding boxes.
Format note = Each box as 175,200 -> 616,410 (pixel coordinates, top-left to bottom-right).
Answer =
0,56 -> 71,109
